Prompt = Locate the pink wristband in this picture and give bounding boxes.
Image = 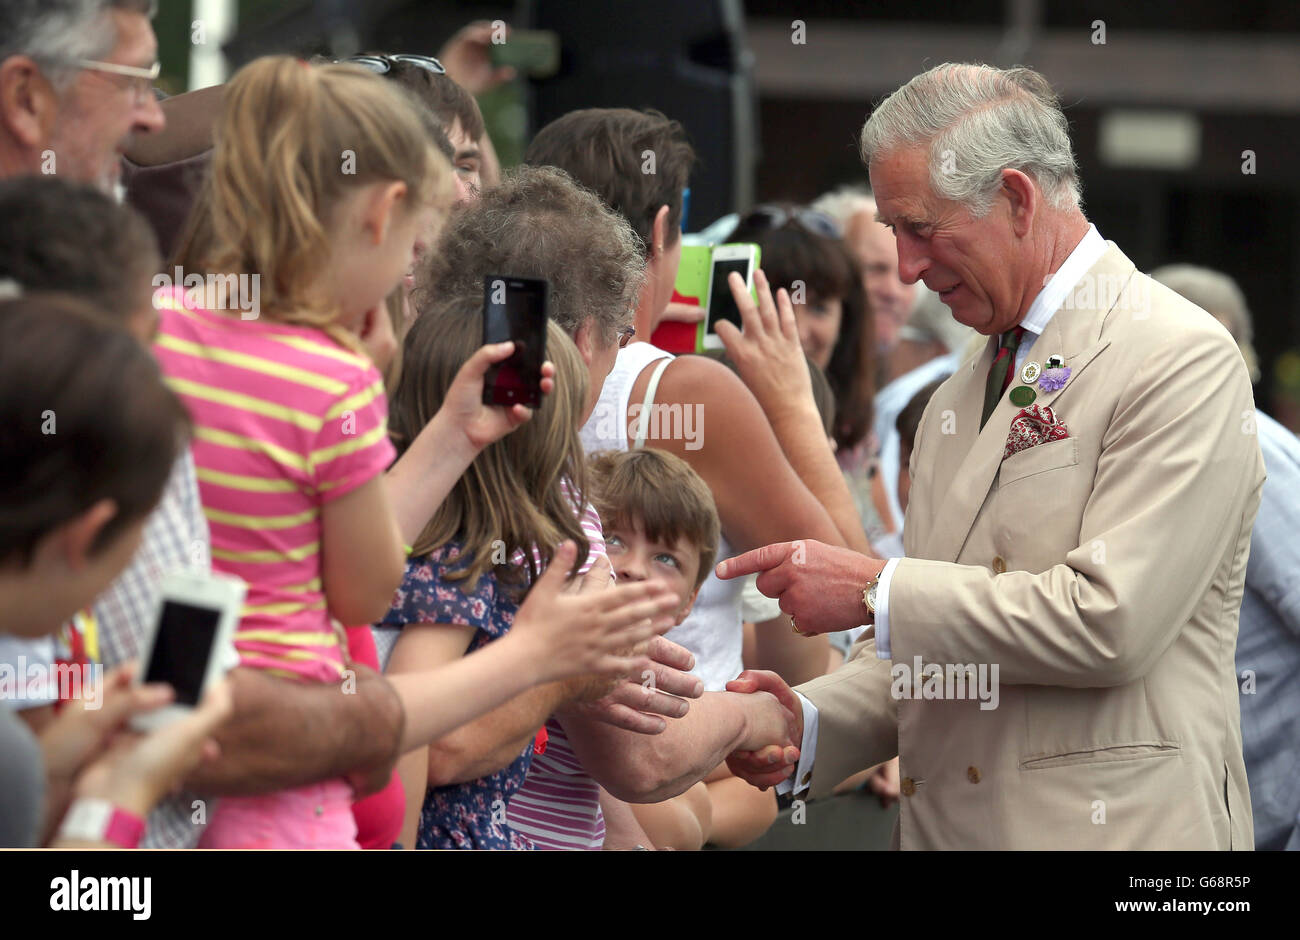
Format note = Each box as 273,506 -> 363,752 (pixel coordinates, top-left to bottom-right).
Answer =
58,798 -> 146,848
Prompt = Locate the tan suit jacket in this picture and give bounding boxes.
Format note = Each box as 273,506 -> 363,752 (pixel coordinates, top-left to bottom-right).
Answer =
797,244 -> 1264,849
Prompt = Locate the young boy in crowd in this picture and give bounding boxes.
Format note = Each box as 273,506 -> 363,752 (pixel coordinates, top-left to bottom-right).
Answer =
587,449 -> 778,849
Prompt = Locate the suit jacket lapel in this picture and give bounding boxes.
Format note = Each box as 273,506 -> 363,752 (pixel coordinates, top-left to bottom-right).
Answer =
922,244 -> 1133,563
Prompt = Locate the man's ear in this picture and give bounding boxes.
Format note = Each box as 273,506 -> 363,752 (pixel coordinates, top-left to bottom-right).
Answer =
0,56 -> 59,152
674,585 -> 703,625
362,180 -> 409,245
52,499 -> 118,572
1000,168 -> 1037,238
649,205 -> 671,261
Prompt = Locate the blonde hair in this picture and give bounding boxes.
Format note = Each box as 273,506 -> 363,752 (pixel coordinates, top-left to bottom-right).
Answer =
389,295 -> 591,595
175,56 -> 453,346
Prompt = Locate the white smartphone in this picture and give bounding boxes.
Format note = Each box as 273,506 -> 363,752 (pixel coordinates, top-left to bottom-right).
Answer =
130,571 -> 245,732
700,243 -> 761,351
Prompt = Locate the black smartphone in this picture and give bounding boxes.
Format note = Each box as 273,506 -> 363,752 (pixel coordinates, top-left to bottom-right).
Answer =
482,274 -> 548,408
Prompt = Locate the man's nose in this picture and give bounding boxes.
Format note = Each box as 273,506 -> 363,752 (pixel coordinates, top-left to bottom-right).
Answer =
895,232 -> 927,286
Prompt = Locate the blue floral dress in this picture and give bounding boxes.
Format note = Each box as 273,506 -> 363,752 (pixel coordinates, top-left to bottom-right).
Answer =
378,542 -> 535,850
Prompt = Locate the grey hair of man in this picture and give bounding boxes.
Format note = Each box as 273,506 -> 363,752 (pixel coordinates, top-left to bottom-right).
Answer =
860,62 -> 1082,218
417,163 -> 645,346
1150,264 -> 1260,383
0,1 -> 156,91
811,185 -> 876,227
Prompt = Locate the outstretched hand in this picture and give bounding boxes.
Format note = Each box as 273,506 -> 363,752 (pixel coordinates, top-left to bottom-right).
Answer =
713,268 -> 814,417
566,635 -> 706,735
511,541 -> 680,684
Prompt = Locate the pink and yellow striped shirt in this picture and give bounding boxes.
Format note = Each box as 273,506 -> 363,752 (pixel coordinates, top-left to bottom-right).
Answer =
154,288 -> 395,683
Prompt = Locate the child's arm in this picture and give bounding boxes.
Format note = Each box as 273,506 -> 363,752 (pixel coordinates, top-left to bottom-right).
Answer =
387,623 -> 574,786
395,746 -> 427,850
387,547 -> 677,767
320,474 -> 406,626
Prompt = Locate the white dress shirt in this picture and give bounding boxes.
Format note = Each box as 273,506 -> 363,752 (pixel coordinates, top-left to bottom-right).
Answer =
779,224 -> 1108,797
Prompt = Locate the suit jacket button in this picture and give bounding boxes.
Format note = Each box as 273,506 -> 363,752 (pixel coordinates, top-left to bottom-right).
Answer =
967,766 -> 981,784
900,777 -> 916,797
801,772 -> 812,786
992,556 -> 1007,574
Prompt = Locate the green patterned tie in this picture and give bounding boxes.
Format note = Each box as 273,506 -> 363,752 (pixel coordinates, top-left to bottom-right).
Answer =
981,326 -> 1026,430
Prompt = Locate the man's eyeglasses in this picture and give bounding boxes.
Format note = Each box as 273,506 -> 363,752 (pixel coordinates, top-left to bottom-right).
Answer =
617,326 -> 636,348
74,59 -> 160,105
741,204 -> 842,240
342,54 -> 446,76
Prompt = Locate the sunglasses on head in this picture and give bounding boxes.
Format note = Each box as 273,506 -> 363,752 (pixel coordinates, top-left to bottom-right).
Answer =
341,54 -> 446,76
742,205 -> 842,240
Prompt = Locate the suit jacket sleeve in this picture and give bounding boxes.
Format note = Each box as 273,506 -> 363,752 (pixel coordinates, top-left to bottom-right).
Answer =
888,323 -> 1263,688
794,637 -> 898,800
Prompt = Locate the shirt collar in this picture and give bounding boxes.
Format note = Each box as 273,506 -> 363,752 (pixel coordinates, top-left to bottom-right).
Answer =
1018,224 -> 1107,340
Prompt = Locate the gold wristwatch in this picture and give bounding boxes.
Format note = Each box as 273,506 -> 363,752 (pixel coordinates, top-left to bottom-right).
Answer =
862,574 -> 881,623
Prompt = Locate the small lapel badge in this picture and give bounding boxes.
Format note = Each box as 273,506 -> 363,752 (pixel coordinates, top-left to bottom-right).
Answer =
1009,385 -> 1037,407
1020,361 -> 1041,385
1039,354 -> 1071,392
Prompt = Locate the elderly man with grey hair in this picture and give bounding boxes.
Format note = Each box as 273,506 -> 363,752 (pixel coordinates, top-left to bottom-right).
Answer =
1152,263 -> 1300,851
718,62 -> 1262,849
0,0 -> 164,191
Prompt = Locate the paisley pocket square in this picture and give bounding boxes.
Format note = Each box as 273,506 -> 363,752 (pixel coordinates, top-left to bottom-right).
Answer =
1004,404 -> 1069,460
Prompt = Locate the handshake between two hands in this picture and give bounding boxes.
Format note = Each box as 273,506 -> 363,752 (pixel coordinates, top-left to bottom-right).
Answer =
559,537 -> 885,791
714,538 -> 891,790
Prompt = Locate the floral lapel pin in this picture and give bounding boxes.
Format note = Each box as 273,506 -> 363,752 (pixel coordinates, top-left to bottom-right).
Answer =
1038,353 -> 1071,392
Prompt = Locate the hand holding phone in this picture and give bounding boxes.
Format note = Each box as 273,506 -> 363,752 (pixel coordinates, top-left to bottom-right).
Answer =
69,679 -> 234,821
130,572 -> 244,732
713,267 -> 815,418
700,244 -> 761,351
438,341 -> 555,453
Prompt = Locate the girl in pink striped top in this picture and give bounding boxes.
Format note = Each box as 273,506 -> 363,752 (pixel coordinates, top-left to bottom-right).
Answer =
156,56 -> 455,849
